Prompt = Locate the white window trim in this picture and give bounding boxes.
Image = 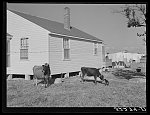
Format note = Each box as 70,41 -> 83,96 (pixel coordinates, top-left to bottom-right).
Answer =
62,38 -> 71,61
20,38 -> 29,60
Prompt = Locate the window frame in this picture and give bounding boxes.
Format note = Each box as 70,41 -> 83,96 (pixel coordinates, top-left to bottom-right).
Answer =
63,38 -> 70,60
20,38 -> 29,60
93,42 -> 98,55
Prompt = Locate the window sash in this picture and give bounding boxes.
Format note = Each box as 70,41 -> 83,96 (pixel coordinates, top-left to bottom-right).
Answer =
94,47 -> 98,55
63,38 -> 69,49
64,49 -> 70,59
20,49 -> 28,59
94,43 -> 98,55
21,38 -> 28,49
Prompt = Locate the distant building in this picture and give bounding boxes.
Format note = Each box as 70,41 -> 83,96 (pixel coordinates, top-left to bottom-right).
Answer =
107,51 -> 144,63
107,51 -> 145,68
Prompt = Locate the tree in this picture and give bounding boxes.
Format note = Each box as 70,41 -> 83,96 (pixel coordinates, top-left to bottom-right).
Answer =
114,4 -> 146,44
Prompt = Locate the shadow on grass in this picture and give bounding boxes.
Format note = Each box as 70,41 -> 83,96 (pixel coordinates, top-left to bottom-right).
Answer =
37,78 -> 56,87
82,79 -> 106,85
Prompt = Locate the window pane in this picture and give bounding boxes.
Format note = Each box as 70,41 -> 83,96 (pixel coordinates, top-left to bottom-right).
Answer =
94,48 -> 97,55
63,39 -> 65,48
21,38 -> 28,48
66,39 -> 69,49
64,49 -> 69,59
20,49 -> 28,59
21,39 -> 22,48
63,38 -> 69,49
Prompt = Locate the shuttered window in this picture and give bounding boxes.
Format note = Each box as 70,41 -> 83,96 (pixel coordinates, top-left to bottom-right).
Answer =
63,38 -> 70,60
20,38 -> 28,60
94,43 -> 98,55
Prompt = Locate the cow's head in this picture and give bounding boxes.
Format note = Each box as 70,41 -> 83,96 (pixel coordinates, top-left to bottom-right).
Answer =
97,67 -> 103,73
44,63 -> 49,67
42,63 -> 49,72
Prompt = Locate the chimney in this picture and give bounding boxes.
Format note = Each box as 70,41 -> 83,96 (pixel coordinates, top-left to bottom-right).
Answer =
64,7 -> 70,30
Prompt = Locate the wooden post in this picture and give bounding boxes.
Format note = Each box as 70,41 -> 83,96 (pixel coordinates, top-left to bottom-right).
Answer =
7,74 -> 12,80
25,74 -> 30,80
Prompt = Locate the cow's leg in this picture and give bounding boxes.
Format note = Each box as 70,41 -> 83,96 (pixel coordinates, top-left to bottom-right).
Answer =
47,76 -> 51,86
99,74 -> 104,81
33,77 -> 36,86
36,78 -> 38,86
44,76 -> 48,88
45,75 -> 51,88
46,76 -> 50,88
34,77 -> 38,86
98,74 -> 105,84
104,79 -> 109,86
80,72 -> 85,83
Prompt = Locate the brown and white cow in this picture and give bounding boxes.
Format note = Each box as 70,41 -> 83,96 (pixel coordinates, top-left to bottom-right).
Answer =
80,67 -> 109,85
33,63 -> 51,88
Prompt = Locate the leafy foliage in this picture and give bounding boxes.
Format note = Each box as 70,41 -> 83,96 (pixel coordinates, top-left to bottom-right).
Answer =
114,4 -> 146,43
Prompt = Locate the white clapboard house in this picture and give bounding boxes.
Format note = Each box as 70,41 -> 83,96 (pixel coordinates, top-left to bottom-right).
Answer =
7,7 -> 105,78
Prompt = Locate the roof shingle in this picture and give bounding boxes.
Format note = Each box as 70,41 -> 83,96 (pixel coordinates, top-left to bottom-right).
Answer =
8,9 -> 103,43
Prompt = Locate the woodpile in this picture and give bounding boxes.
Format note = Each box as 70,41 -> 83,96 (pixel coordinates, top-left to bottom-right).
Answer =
112,69 -> 145,80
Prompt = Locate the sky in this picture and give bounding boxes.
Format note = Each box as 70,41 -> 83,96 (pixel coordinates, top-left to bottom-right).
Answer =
7,3 -> 146,54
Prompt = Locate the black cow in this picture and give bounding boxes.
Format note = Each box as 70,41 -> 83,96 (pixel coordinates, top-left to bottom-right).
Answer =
80,67 -> 109,85
33,63 -> 51,88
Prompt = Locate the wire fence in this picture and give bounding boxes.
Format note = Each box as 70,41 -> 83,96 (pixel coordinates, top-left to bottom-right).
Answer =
8,50 -> 104,54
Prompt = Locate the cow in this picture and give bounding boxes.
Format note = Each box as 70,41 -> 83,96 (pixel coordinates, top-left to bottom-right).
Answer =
80,67 -> 109,85
33,63 -> 51,88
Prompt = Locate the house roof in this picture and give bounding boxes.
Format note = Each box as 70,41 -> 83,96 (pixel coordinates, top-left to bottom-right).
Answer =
8,9 -> 103,43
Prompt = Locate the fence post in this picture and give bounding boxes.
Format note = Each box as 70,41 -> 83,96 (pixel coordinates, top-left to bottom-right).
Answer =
25,74 -> 30,80
7,74 -> 12,80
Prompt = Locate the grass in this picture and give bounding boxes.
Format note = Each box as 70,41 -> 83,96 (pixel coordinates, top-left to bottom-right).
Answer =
7,72 -> 146,107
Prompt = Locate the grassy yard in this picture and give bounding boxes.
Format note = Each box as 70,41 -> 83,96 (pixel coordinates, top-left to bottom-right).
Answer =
7,71 -> 146,107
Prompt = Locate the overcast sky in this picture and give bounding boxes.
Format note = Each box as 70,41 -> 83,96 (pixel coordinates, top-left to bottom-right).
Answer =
7,3 -> 146,54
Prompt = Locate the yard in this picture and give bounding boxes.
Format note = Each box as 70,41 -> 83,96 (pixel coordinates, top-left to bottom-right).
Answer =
7,69 -> 146,107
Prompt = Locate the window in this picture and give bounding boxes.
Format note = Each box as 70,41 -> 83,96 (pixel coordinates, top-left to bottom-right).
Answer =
102,45 -> 105,62
20,38 -> 28,60
94,43 -> 98,55
7,40 -> 10,67
63,38 -> 70,60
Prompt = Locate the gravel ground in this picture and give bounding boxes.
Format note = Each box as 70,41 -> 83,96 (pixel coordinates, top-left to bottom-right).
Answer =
7,72 -> 146,107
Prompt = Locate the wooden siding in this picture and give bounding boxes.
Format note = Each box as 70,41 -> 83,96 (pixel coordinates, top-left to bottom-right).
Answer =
7,10 -> 49,75
49,35 -> 104,74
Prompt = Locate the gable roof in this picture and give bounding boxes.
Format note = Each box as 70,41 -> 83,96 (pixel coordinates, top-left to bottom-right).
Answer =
8,9 -> 103,43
